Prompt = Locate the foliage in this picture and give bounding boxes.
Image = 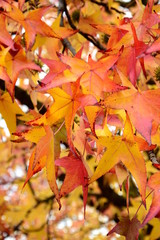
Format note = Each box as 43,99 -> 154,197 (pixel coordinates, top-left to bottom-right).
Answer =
0,0 -> 160,239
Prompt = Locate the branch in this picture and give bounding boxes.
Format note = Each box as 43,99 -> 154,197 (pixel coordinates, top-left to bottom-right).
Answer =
97,176 -> 127,210
13,195 -> 54,233
58,0 -> 76,55
90,0 -> 125,15
90,0 -> 111,12
60,0 -> 106,51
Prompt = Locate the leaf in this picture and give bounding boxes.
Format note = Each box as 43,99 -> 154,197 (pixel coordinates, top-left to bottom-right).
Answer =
73,118 -> 93,156
15,126 -> 46,143
105,88 -> 160,144
130,22 -> 147,57
142,172 -> 160,226
149,218 -> 160,240
44,126 -> 61,209
89,113 -> 147,203
116,46 -> 137,86
146,37 -> 160,54
0,92 -> 24,134
115,163 -> 129,190
0,15 -> 15,49
142,1 -> 160,29
134,135 -> 156,151
22,125 -> 61,208
55,154 -> 88,217
85,105 -> 101,136
91,23 -> 128,49
0,66 -> 11,84
91,23 -> 115,36
130,22 -> 148,79
107,215 -> 141,240
4,6 -> 60,50
37,57 -> 70,91
51,14 -> 78,39
4,48 -> 41,99
59,51 -> 126,96
29,79 -> 97,146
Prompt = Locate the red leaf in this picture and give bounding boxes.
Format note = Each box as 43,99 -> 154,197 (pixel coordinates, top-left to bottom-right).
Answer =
107,216 -> 141,240
37,57 -> 70,91
55,155 -> 88,217
142,172 -> 160,226
130,22 -> 147,57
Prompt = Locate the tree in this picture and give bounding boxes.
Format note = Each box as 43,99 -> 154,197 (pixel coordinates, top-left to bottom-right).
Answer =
0,0 -> 160,239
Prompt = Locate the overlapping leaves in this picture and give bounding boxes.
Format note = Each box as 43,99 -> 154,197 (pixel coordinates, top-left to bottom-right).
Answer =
0,0 -> 160,238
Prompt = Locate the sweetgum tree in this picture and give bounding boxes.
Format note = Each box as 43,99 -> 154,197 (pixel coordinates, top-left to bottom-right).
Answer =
0,0 -> 160,239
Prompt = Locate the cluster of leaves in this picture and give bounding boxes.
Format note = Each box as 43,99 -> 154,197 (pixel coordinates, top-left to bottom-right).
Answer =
0,0 -> 160,239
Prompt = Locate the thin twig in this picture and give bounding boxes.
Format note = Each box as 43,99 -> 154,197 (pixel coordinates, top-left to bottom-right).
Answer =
58,0 -> 76,55
54,120 -> 65,136
61,0 -> 106,51
14,195 -> 54,232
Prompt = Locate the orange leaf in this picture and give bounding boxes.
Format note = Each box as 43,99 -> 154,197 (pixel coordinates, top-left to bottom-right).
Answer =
4,6 -> 60,50
21,125 -> 61,208
85,105 -> 101,136
5,48 -> 41,99
37,57 -> 70,91
0,15 -> 15,49
59,51 -> 126,96
105,88 -> 160,144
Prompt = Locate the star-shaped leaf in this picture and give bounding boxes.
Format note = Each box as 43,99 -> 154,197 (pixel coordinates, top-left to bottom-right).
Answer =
59,51 -> 126,96
107,216 -> 141,240
89,113 -> 147,203
29,79 -> 97,146
4,6 -> 61,50
4,48 -> 41,99
0,92 -> 24,134
15,125 -> 61,209
105,88 -> 160,144
55,154 -> 88,217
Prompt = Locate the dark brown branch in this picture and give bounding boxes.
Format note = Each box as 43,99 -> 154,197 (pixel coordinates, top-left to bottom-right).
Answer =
58,0 -> 76,55
91,0 -> 136,9
97,176 -> 127,210
60,0 -> 106,51
13,195 -> 54,233
90,0 -> 125,14
90,0 -> 111,12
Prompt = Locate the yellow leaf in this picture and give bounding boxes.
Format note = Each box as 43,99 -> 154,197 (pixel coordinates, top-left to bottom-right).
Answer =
20,126 -> 46,143
31,87 -> 72,126
89,113 -> 147,203
0,92 -> 24,134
